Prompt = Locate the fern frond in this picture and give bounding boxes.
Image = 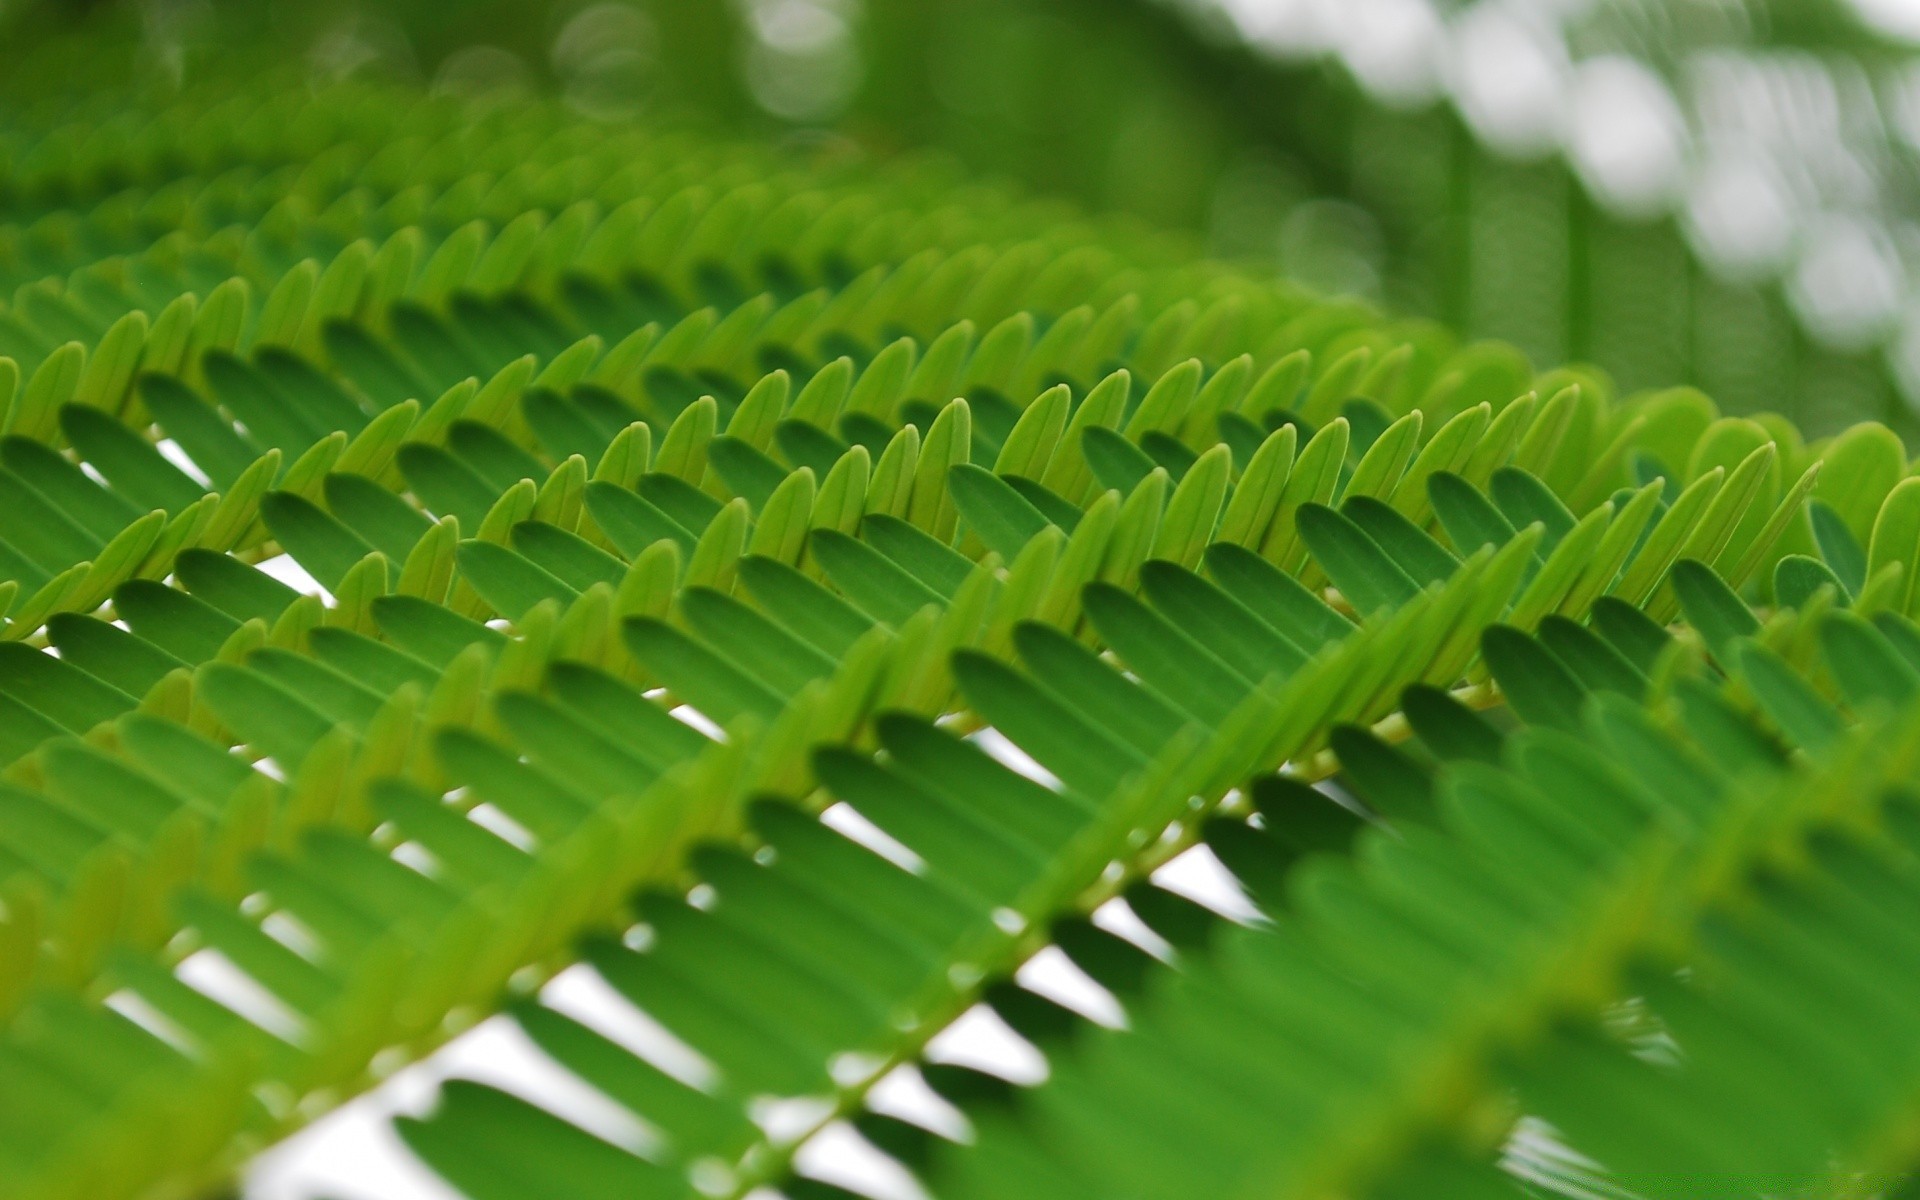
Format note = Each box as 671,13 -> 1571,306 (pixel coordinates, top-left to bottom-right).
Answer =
3,21 -> 1920,1200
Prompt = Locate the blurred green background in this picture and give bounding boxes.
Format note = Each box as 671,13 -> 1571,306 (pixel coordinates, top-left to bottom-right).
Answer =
10,0 -> 1920,436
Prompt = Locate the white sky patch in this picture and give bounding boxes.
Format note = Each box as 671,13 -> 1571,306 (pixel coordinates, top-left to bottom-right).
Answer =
923,1004 -> 1048,1086
1166,0 -> 1920,439
967,726 -> 1063,791
253,552 -> 331,600
541,961 -> 720,1092
260,910 -> 326,963
247,1011 -> 662,1200
867,1063 -> 971,1142
669,703 -> 727,740
105,988 -> 199,1058
1016,946 -> 1127,1030
176,948 -> 310,1046
1851,0 -> 1920,41
793,1121 -> 932,1200
466,800 -> 538,852
244,1084 -> 466,1200
1568,55 -> 1688,216
822,800 -> 927,873
1092,895 -> 1175,961
155,437 -> 215,487
388,839 -> 442,880
752,1094 -> 836,1141
1151,842 -> 1264,924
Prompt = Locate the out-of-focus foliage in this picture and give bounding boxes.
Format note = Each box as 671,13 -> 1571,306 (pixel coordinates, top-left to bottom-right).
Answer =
18,0 -> 1916,434
839,0 -> 1920,434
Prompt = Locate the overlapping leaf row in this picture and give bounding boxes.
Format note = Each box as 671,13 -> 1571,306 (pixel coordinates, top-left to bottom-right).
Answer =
888,562 -> 1920,1200
386,465 -> 1920,1200
375,365 -> 1920,1193
0,339 -> 1623,1197
0,68 -> 1212,321
0,72 -> 1217,415
389,376 -> 1920,1198
0,77 -> 1236,642
0,76 -> 1452,1197
2,74 -> 1920,1200
456,547 -> 1901,1200
0,82 -> 1214,1199
0,109 -> 1227,1200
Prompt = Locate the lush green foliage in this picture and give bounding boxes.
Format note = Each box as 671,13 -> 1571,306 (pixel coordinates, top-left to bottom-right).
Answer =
6,7 -> 1920,1200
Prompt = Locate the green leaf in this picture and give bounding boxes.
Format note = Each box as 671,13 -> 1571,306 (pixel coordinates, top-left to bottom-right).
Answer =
1730,641 -> 1843,755
1202,543 -> 1354,650
734,554 -> 875,658
260,491 -> 379,591
1819,611 -> 1920,709
1339,409 -> 1420,503
323,472 -> 433,562
397,443 -> 502,533
1402,684 -> 1503,764
8,341 -> 85,441
1389,403 -> 1488,524
1587,596 -> 1673,676
1010,621 -> 1183,750
371,594 -> 506,666
66,405 -> 208,514
620,616 -> 787,726
195,660 -> 338,766
1536,615 -> 1647,700
1151,443 -> 1230,569
456,540 -> 579,620
1429,470 -> 1523,558
307,627 -> 439,694
1479,624 -> 1586,732
677,586 -> 834,697
1263,417 -> 1348,568
140,374 -> 261,491
1329,725 -> 1435,826
398,1082 -> 661,1200
1340,496 -> 1459,587
244,648 -> 386,727
1295,502 -> 1420,616
1774,554 -> 1846,609
1215,425 -> 1296,549
636,472 -> 724,535
1869,476 -> 1920,616
174,549 -> 299,625
706,434 -> 791,511
1812,420 -> 1905,546
1489,466 -> 1576,554
1669,558 -> 1758,662
0,642 -> 138,734
1080,425 -> 1158,494
1138,560 -> 1307,681
509,521 -> 626,592
1810,498 -> 1868,598
583,479 -> 699,558
949,463 -> 1054,559
1,434 -> 144,541
113,579 -> 241,661
950,649 -> 1141,796
1080,582 -> 1248,726
859,513 -> 974,599
1611,466 -> 1723,607
809,528 -> 945,626
46,614 -> 187,697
